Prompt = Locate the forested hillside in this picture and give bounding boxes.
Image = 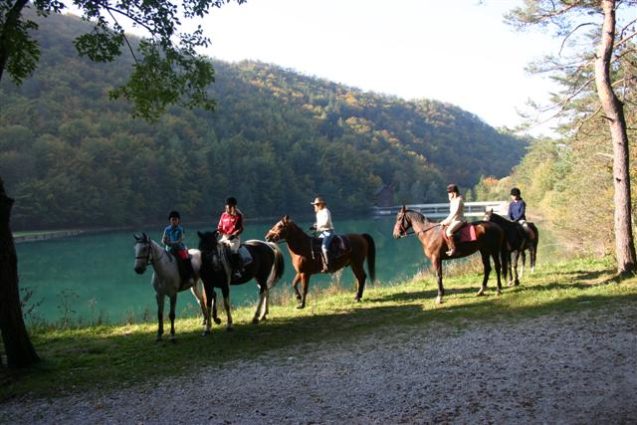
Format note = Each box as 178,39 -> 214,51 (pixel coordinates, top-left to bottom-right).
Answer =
0,12 -> 528,230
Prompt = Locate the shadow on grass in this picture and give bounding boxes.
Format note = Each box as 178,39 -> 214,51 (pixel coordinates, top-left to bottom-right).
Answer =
2,266 -> 636,401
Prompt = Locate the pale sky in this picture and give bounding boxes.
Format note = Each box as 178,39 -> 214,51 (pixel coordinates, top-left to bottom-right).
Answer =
198,0 -> 564,137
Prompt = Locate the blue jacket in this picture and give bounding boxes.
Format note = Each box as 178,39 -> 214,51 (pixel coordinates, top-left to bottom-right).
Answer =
508,199 -> 527,221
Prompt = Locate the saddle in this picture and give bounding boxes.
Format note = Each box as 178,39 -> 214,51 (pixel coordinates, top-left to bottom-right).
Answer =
220,244 -> 254,281
443,223 -> 478,245
172,248 -> 194,291
311,235 -> 351,260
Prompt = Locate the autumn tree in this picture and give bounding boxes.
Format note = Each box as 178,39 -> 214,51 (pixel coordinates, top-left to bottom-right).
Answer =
1,0 -> 245,120
506,0 -> 636,275
0,0 -> 244,368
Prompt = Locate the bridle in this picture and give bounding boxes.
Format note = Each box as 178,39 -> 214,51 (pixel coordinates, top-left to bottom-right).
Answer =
135,239 -> 153,265
266,222 -> 287,245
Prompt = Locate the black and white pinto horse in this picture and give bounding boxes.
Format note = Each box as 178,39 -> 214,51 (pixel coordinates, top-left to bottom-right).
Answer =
133,233 -> 208,341
197,231 -> 284,332
483,210 -> 539,286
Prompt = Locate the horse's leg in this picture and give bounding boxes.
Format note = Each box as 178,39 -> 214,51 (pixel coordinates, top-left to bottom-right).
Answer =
192,284 -> 211,336
291,273 -> 302,302
492,250 -> 502,296
519,250 -> 526,281
253,285 -> 268,323
169,294 -> 177,343
156,293 -> 164,342
476,251 -> 491,297
221,285 -> 233,331
433,257 -> 444,304
297,273 -> 310,309
351,263 -> 367,302
513,251 -> 521,286
211,289 -> 221,325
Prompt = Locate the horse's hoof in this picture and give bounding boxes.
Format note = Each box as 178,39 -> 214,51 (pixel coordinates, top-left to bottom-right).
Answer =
354,297 -> 361,303
296,304 -> 305,309
476,291 -> 485,297
213,317 -> 222,325
514,281 -> 520,286
252,318 -> 259,325
435,297 -> 443,304
202,329 -> 211,336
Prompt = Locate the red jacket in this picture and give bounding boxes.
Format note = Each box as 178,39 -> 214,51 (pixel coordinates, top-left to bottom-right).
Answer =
217,212 -> 243,236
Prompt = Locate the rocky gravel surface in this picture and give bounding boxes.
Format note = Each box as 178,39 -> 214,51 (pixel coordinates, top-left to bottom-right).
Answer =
2,306 -> 636,425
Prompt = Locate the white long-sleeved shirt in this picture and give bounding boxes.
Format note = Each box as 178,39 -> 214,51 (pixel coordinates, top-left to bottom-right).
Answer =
441,196 -> 465,225
315,208 -> 334,232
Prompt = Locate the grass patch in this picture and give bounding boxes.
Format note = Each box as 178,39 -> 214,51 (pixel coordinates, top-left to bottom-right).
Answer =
1,255 -> 635,401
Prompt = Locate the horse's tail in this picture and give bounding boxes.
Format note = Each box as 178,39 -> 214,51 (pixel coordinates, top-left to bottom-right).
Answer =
266,242 -> 285,289
362,233 -> 376,283
529,223 -> 539,271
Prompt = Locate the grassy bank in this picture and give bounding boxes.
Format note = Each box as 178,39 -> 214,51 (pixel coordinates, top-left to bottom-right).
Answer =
1,256 -> 636,401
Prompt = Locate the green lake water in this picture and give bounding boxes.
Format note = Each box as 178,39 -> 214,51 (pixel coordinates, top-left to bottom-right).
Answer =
17,217 -> 433,325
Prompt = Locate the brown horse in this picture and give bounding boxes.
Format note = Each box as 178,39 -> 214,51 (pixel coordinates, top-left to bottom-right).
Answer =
265,215 -> 375,309
392,206 -> 507,304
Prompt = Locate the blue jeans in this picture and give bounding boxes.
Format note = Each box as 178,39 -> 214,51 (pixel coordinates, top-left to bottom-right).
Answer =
320,230 -> 335,255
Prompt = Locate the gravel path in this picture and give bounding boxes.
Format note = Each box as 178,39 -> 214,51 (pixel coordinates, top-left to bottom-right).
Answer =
2,306 -> 636,425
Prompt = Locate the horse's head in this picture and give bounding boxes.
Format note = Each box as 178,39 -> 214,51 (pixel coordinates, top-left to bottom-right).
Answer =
483,208 -> 494,221
197,230 -> 219,253
265,215 -> 294,243
392,205 -> 412,239
133,232 -> 152,274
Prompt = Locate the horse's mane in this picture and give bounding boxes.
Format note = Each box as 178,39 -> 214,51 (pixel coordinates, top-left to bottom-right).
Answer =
405,209 -> 432,226
486,211 -> 517,228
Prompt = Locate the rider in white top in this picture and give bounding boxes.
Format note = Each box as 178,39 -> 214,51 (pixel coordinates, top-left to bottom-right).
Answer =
311,196 -> 334,272
440,184 -> 465,256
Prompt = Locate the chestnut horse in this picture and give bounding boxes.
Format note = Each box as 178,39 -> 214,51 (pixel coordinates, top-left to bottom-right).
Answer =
265,215 -> 375,309
483,209 -> 539,285
392,206 -> 507,304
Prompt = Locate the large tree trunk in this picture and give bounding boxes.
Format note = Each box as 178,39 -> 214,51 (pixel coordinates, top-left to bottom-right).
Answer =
0,177 -> 40,368
594,0 -> 637,276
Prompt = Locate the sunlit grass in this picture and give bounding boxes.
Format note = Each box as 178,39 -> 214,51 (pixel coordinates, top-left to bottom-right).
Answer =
1,255 -> 635,401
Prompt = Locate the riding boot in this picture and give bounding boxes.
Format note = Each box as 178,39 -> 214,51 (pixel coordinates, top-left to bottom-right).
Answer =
231,253 -> 243,279
446,237 -> 456,257
321,251 -> 330,273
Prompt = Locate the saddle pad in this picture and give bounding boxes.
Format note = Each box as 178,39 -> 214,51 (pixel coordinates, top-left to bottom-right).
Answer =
458,224 -> 477,243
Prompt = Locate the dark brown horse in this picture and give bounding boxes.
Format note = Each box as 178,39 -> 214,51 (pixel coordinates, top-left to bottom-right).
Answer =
392,206 -> 507,304
265,215 -> 375,309
197,231 -> 285,332
483,209 -> 539,286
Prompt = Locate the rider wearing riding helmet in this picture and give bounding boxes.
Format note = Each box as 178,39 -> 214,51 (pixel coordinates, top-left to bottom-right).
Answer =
508,188 -> 527,223
217,197 -> 244,279
440,184 -> 465,256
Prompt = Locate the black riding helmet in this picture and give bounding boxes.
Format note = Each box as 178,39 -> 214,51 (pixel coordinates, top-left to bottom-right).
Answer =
168,210 -> 181,220
225,197 -> 237,206
510,187 -> 521,197
446,184 -> 459,194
